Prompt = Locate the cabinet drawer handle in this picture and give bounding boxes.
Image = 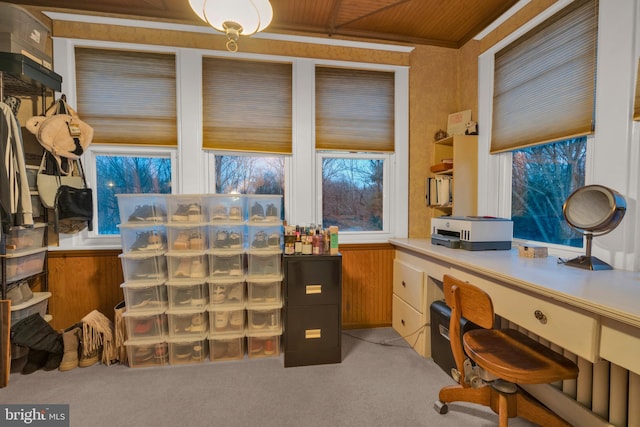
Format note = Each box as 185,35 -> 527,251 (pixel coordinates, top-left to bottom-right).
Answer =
534,310 -> 547,324
305,329 -> 321,339
306,284 -> 322,294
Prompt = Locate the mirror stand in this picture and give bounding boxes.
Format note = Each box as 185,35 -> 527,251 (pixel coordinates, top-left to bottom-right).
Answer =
564,233 -> 612,270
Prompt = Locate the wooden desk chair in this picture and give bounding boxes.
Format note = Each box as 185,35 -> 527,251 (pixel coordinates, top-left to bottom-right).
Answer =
435,275 -> 579,427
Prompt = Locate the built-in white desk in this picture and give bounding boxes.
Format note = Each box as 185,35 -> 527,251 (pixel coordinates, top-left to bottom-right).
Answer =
390,238 -> 640,427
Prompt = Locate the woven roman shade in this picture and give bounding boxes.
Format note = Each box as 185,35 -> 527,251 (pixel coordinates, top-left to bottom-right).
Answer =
75,47 -> 177,146
491,0 -> 598,153
316,67 -> 394,152
202,57 -> 292,154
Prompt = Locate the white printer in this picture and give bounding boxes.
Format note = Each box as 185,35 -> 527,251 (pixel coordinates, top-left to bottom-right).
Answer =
431,216 -> 513,250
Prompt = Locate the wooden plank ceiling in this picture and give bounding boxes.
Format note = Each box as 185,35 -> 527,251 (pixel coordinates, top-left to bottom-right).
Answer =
8,0 -> 519,48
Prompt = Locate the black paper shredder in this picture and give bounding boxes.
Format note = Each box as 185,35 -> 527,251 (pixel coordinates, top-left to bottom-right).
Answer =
429,300 -> 480,378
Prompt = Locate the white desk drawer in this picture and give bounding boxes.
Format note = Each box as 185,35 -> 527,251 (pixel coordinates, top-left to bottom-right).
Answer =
450,269 -> 599,362
600,318 -> 640,375
393,259 -> 424,312
392,294 -> 426,357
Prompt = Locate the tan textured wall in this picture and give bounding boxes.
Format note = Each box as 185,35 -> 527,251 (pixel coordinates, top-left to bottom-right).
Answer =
408,45 -> 460,238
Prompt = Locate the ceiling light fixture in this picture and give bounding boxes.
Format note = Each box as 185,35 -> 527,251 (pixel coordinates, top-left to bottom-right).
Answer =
188,0 -> 273,52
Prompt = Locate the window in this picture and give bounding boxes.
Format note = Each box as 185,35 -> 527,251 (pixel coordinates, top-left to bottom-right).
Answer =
72,45 -> 177,237
96,154 -> 172,234
315,67 -> 395,234
321,157 -> 385,232
482,0 -> 597,249
511,138 -> 586,246
54,32 -> 409,248
214,155 -> 284,195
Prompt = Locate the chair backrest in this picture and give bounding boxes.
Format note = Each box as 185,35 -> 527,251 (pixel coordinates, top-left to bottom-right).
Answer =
442,274 -> 495,383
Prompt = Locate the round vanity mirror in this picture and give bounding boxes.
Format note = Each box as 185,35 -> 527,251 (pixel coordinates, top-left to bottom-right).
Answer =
562,185 -> 626,270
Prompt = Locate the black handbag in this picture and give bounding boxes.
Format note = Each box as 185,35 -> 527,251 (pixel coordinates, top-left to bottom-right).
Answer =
53,158 -> 93,233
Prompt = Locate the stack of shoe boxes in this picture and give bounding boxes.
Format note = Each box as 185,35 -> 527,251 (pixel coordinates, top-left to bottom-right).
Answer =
243,195 -> 284,359
117,193 -> 284,366
208,194 -> 284,361
117,194 -> 170,368
164,195 -> 210,365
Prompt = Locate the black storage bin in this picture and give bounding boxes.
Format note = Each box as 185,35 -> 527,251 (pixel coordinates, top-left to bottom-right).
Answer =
430,300 -> 480,378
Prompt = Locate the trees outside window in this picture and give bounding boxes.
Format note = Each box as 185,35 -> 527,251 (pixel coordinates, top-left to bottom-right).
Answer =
214,155 -> 284,195
322,158 -> 384,231
96,155 -> 172,234
511,137 -> 586,246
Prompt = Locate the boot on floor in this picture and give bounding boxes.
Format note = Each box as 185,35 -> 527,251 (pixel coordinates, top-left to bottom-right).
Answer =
21,349 -> 48,375
11,313 -> 64,355
59,328 -> 80,371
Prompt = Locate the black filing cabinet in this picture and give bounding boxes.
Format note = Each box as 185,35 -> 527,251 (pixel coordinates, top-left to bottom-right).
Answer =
283,254 -> 342,367
430,300 -> 480,378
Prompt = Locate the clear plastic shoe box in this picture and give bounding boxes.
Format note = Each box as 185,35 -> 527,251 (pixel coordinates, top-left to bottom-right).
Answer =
246,195 -> 282,223
246,277 -> 282,307
167,334 -> 209,364
246,328 -> 282,359
118,223 -> 167,254
123,309 -> 167,340
208,250 -> 245,278
167,224 -> 208,251
121,281 -> 168,312
167,195 -> 207,224
117,194 -> 168,225
166,308 -> 208,337
246,302 -> 282,333
246,224 -> 283,251
208,278 -> 245,307
166,252 -> 209,280
246,250 -> 282,279
209,223 -> 245,250
208,304 -> 246,336
208,194 -> 245,223
119,252 -> 167,283
4,222 -> 46,253
166,280 -> 208,311
209,332 -> 245,362
124,338 -> 169,368
3,247 -> 47,282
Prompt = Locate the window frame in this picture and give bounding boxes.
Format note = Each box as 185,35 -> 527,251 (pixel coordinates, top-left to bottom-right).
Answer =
52,27 -> 409,250
58,144 -> 177,250
477,0 -> 640,262
316,152 -> 392,243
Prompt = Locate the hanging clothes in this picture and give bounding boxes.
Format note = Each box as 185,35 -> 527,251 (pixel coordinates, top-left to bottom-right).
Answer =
0,101 -> 34,234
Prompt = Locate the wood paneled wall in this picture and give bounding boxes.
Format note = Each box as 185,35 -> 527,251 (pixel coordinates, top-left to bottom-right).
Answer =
46,244 -> 394,331
47,250 -> 124,330
338,243 -> 395,329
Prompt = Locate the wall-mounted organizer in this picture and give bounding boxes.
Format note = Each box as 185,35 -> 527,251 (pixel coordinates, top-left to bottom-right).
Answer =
116,193 -> 284,367
1,51 -> 63,380
426,135 -> 478,216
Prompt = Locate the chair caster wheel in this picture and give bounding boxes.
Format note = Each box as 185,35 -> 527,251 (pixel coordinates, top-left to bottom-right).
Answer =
434,400 -> 448,414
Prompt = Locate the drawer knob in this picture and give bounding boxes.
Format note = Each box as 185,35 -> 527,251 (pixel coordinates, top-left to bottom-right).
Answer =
534,310 -> 547,324
401,319 -> 405,326
402,281 -> 406,287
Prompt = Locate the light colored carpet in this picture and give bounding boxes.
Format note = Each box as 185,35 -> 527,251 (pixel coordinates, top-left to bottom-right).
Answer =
2,328 -> 538,427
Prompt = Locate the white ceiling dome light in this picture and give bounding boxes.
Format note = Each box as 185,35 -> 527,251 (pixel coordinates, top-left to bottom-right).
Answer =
188,0 -> 273,52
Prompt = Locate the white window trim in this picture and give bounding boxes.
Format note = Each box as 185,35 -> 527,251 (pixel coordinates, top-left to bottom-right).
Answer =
51,18 -> 409,250
316,152 -> 392,243
477,0 -> 640,269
